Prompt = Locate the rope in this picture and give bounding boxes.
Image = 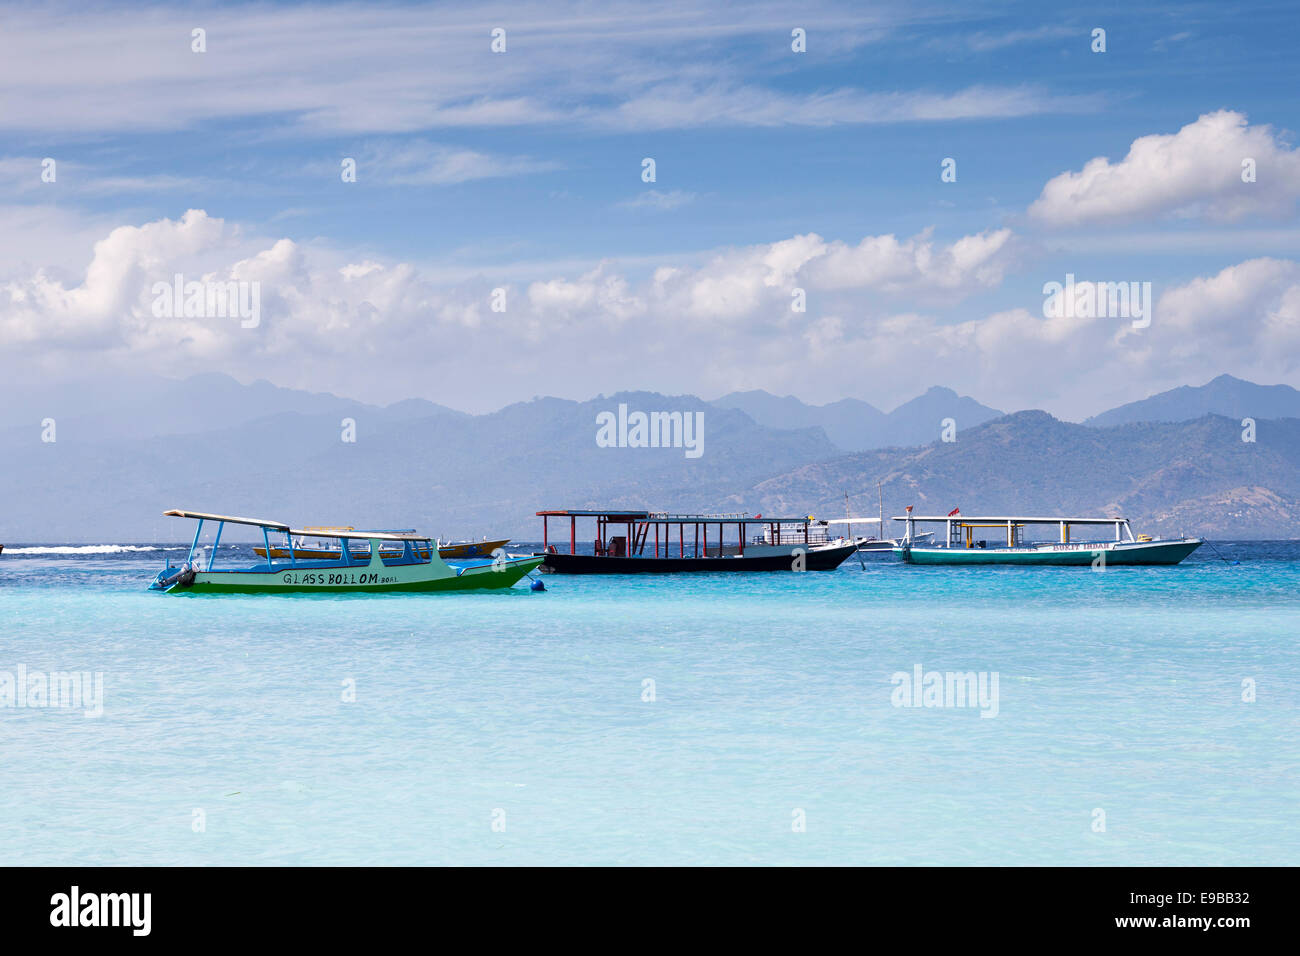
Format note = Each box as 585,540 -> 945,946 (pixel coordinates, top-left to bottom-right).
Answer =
1203,540 -> 1238,566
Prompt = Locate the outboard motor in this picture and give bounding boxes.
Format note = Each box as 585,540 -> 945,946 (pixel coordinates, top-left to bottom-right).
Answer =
151,565 -> 196,591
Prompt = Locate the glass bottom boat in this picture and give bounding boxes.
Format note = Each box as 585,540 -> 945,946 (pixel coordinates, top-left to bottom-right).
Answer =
150,510 -> 541,594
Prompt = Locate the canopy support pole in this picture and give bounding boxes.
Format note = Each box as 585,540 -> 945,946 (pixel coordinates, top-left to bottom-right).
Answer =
208,521 -> 224,570
187,519 -> 204,566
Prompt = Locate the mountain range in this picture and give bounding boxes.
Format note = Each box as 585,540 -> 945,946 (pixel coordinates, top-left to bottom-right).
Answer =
711,386 -> 1003,450
3,373 -> 1300,541
749,411 -> 1300,539
1084,373 -> 1300,427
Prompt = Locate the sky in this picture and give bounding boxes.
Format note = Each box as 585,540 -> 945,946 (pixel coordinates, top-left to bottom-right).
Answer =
2,0 -> 1300,417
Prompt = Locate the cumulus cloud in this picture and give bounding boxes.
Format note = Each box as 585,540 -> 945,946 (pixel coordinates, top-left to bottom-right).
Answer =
7,209 -> 1300,418
1029,110 -> 1300,226
0,210 -> 1018,403
808,228 -> 1013,291
787,258 -> 1300,417
1147,258 -> 1300,362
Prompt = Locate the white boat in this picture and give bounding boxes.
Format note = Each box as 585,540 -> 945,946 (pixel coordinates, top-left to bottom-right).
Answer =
891,511 -> 1202,566
825,485 -> 933,552
822,518 -> 934,551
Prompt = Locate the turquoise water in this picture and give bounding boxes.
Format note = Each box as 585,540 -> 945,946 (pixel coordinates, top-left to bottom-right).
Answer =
1,541 -> 1297,865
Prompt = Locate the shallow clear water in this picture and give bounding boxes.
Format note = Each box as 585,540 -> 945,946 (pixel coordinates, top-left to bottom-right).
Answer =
1,540 -> 1296,865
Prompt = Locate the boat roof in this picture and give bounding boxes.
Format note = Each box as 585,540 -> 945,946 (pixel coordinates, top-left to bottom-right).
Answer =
892,514 -> 1127,524
538,510 -> 651,518
537,509 -> 815,524
164,509 -> 290,531
824,517 -> 884,525
164,511 -> 428,541
298,526 -> 416,534
288,528 -> 429,542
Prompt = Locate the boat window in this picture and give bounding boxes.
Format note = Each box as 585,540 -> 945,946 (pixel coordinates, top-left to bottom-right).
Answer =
380,538 -> 429,566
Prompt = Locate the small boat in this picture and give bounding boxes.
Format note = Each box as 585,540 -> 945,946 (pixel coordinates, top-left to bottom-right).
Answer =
535,510 -> 859,573
252,527 -> 510,561
831,485 -> 934,551
891,510 -> 1202,566
150,510 -> 542,594
821,518 -> 933,552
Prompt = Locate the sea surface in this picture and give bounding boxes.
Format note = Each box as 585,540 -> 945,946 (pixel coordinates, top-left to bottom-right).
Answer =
2,540 -> 1297,866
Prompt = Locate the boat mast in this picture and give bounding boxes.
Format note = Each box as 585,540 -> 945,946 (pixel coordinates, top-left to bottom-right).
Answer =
877,481 -> 885,542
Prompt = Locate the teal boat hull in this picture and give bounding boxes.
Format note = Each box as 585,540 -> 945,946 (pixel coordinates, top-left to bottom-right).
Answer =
896,538 -> 1203,566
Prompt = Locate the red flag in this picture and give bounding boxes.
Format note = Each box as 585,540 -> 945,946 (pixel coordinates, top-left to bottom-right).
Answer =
947,507 -> 960,517
906,505 -> 913,513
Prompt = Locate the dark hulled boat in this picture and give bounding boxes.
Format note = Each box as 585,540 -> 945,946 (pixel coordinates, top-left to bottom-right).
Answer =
535,510 -> 859,573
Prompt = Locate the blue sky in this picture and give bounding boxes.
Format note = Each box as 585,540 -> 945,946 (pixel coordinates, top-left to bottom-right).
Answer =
3,0 -> 1300,416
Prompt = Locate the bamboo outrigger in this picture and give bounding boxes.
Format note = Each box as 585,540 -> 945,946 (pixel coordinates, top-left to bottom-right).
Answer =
150,510 -> 541,593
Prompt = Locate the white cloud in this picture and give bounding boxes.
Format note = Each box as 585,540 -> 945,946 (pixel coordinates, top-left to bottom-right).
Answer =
1029,110 -> 1300,226
618,190 -> 697,211
1147,258 -> 1300,362
0,156 -> 204,195
0,3 -> 1099,135
0,210 -> 1016,401
808,228 -> 1013,291
336,141 -> 561,185
936,25 -> 1079,53
607,82 -> 1100,130
9,209 -> 1300,418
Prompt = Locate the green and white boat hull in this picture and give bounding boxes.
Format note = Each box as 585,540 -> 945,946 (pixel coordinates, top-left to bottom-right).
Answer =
895,538 -> 1202,566
159,553 -> 542,594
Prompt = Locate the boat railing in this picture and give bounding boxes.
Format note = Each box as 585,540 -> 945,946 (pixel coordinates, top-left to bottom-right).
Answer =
650,512 -> 750,520
755,527 -> 836,546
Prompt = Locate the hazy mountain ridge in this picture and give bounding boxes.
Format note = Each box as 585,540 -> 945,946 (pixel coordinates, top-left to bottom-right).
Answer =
4,374 -> 1300,541
0,372 -> 463,442
710,386 -> 1002,451
1084,373 -> 1300,427
749,411 -> 1300,538
0,390 -> 839,541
